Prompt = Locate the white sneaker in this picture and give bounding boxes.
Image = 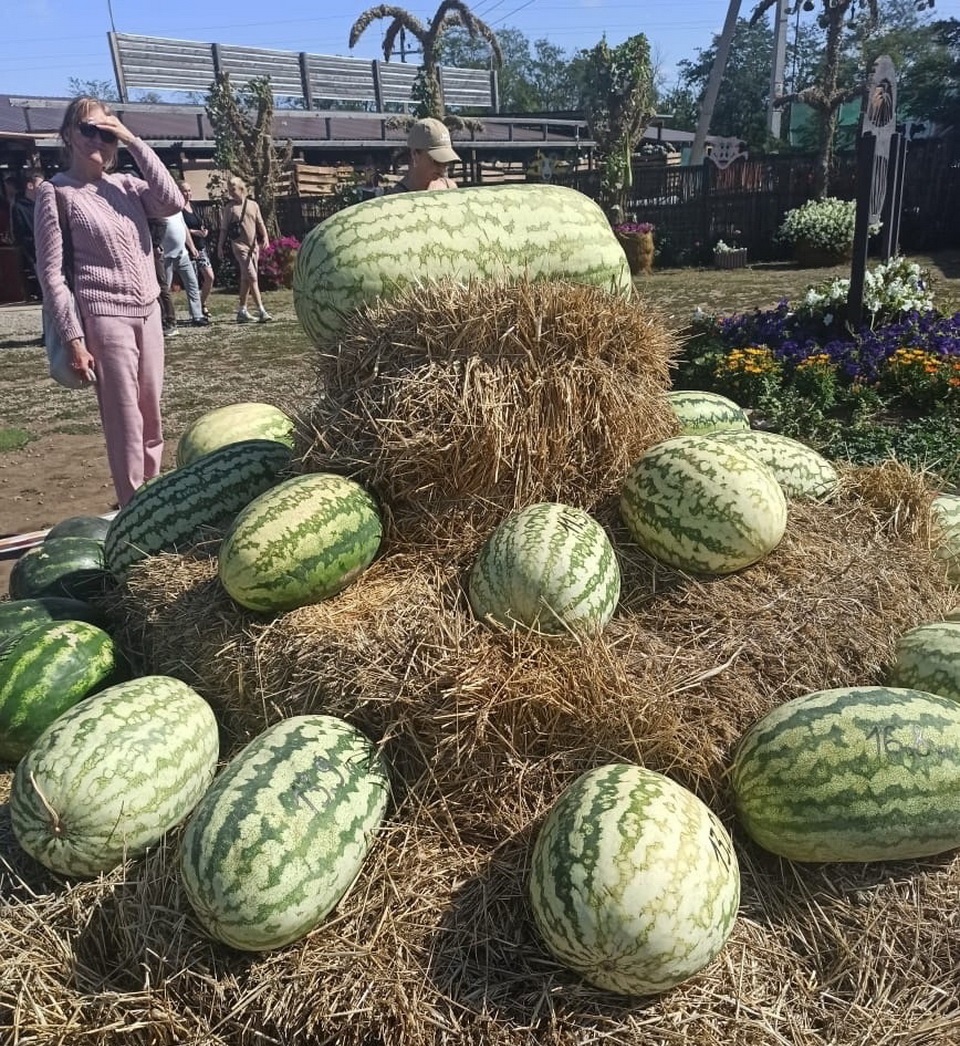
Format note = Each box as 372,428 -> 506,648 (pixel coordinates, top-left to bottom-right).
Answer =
258,309 -> 273,323
236,308 -> 251,324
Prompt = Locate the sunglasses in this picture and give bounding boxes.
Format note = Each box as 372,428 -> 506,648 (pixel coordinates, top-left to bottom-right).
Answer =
77,121 -> 118,145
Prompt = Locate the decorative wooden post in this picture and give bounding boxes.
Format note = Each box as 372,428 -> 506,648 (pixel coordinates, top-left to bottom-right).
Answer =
847,56 -> 897,328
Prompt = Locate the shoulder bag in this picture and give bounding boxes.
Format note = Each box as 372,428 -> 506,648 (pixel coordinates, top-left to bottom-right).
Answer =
43,188 -> 92,390
226,198 -> 249,243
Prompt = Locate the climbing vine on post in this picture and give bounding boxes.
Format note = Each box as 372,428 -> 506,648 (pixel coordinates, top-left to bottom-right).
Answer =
205,73 -> 293,237
579,34 -> 655,220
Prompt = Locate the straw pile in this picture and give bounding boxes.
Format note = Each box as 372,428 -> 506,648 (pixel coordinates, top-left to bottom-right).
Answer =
300,279 -> 679,549
3,275 -> 960,1046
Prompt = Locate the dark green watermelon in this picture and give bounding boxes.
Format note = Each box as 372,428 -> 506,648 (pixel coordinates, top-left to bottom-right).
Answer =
46,515 -> 112,543
8,537 -> 112,602
0,597 -> 110,648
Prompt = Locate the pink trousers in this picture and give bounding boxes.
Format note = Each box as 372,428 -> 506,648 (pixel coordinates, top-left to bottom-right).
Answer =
82,305 -> 164,507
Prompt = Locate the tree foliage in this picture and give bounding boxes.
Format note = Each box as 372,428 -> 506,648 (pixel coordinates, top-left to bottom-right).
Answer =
349,1 -> 502,124
579,34 -> 655,217
437,26 -> 579,112
204,73 -> 292,237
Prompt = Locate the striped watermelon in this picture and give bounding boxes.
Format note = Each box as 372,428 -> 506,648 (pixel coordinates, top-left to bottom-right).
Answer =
0,620 -> 121,763
104,439 -> 294,578
10,675 -> 219,877
731,686 -> 960,862
620,435 -> 788,575
0,597 -> 109,647
218,473 -> 382,613
9,537 -> 110,602
176,402 -> 296,468
468,502 -> 621,636
293,183 -> 632,344
708,430 -> 839,500
45,515 -> 113,542
887,621 -> 960,704
667,390 -> 750,435
179,714 -> 390,951
529,764 -> 740,995
932,494 -> 960,583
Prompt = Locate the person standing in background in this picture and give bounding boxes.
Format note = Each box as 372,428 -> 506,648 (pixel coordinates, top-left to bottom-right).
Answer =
387,118 -> 460,194
10,170 -> 42,301
217,176 -> 271,323
180,180 -> 214,318
34,95 -> 184,507
159,210 -> 208,327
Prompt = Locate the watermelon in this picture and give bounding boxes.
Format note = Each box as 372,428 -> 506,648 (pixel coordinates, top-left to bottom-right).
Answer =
179,714 -> 390,951
932,494 -> 960,583
731,685 -> 960,862
468,502 -> 621,636
0,620 -> 121,763
887,621 -> 960,704
620,435 -> 788,575
104,439 -> 294,578
529,764 -> 740,995
176,402 -> 296,468
293,183 -> 632,344
708,429 -> 839,500
0,597 -> 109,647
45,515 -> 112,542
10,675 -> 219,877
8,537 -> 111,602
218,473 -> 382,613
667,390 -> 750,435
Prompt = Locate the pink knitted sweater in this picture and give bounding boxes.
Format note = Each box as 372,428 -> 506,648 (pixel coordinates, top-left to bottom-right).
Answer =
35,138 -> 183,343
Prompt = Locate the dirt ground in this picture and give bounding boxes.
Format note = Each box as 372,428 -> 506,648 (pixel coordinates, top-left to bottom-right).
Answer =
0,303 -> 178,592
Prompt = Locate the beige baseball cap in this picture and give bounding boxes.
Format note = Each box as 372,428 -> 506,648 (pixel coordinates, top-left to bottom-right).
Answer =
407,117 -> 460,164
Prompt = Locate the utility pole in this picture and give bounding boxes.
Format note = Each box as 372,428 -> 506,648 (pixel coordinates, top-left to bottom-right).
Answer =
690,0 -> 742,166
767,0 -> 791,139
394,28 -> 422,63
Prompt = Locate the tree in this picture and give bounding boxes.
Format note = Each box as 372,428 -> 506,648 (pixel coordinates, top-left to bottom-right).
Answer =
578,34 -> 655,218
751,0 -> 886,195
204,74 -> 292,238
348,1 -> 503,124
437,26 -> 579,112
67,77 -> 119,101
902,18 -> 960,128
677,18 -> 775,146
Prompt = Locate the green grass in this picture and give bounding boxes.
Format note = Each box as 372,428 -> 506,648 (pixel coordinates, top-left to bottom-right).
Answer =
0,428 -> 33,452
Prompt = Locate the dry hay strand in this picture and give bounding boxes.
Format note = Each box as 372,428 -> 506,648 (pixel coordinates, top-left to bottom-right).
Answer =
9,464 -> 959,1046
301,278 -> 679,549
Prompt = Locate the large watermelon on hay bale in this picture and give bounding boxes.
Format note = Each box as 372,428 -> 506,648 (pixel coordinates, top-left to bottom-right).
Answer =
292,183 -> 632,345
301,278 -> 680,549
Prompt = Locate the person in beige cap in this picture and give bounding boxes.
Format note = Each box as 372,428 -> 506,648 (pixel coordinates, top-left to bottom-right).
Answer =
388,117 -> 460,193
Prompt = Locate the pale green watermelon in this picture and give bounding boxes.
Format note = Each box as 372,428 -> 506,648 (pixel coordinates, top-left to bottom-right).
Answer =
468,502 -> 621,636
887,621 -> 960,704
708,430 -> 839,500
176,403 -> 295,467
667,390 -> 749,435
179,715 -> 390,951
10,676 -> 219,877
620,435 -> 788,575
293,183 -> 632,344
529,764 -> 740,995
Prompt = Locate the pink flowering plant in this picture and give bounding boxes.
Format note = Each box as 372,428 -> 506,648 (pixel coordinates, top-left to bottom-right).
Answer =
258,236 -> 301,290
613,221 -> 655,238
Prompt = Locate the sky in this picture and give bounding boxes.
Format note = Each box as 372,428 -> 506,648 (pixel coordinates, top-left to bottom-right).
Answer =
5,0 -> 778,100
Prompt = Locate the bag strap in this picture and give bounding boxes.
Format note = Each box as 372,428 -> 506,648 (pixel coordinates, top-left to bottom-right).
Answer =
239,197 -> 248,225
52,185 -> 74,290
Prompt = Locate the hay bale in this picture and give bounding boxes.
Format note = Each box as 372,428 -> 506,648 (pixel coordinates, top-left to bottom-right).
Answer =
4,463 -> 960,1045
301,278 -> 679,548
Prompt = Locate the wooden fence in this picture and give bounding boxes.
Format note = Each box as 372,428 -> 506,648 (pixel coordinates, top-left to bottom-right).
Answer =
207,139 -> 960,263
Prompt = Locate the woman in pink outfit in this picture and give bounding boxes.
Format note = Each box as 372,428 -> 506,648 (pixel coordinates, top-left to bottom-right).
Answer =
34,96 -> 184,506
